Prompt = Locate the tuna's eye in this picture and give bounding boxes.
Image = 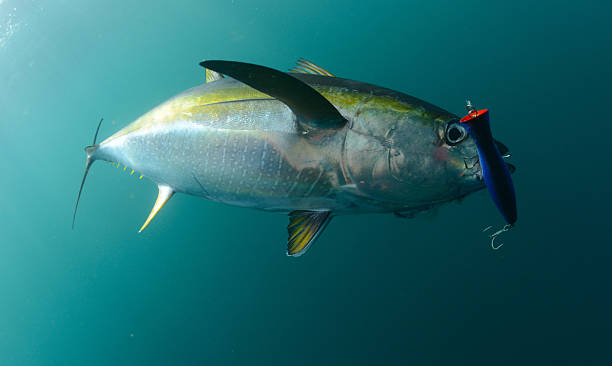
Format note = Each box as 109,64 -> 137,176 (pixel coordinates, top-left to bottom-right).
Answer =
445,121 -> 467,145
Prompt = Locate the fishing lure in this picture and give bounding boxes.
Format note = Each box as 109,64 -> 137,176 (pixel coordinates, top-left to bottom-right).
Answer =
460,102 -> 517,248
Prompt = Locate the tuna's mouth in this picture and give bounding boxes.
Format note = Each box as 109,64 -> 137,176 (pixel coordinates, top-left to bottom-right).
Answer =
463,140 -> 516,181
464,155 -> 483,181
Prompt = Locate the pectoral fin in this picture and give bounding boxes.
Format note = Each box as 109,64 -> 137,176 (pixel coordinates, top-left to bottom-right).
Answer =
287,210 -> 332,257
139,185 -> 175,232
199,60 -> 347,130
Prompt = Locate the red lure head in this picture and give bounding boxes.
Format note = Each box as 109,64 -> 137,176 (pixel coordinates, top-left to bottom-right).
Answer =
460,109 -> 489,125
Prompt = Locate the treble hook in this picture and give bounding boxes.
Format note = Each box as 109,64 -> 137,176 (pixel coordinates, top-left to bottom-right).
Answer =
482,224 -> 513,250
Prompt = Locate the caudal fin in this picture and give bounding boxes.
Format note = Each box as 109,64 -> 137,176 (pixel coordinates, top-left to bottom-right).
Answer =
72,153 -> 95,229
72,118 -> 104,229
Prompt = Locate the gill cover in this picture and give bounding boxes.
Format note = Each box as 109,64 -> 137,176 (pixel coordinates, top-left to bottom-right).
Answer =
460,109 -> 517,225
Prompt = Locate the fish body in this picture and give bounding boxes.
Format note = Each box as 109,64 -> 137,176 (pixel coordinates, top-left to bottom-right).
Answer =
77,60 -> 506,256
94,74 -> 483,213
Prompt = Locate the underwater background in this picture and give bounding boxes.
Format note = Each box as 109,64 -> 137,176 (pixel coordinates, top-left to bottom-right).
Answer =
1,0 -> 611,364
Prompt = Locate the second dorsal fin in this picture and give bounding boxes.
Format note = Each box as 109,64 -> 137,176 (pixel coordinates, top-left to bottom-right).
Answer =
199,60 -> 347,130
289,58 -> 335,77
205,68 -> 224,83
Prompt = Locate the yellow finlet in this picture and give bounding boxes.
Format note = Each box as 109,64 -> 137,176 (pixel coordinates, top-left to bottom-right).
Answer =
138,185 -> 175,233
130,170 -> 134,175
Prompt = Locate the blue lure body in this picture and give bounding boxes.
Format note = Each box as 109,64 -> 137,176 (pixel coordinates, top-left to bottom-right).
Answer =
460,109 -> 517,225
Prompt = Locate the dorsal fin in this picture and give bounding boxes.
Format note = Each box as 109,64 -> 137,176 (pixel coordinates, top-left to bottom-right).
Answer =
289,58 -> 335,77
199,60 -> 347,130
287,210 -> 332,257
205,68 -> 224,83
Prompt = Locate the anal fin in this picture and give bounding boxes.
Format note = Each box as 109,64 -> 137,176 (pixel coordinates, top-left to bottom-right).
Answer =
287,210 -> 332,257
139,185 -> 174,232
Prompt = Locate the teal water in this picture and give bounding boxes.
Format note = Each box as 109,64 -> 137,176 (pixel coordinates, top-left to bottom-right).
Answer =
1,0 -> 611,364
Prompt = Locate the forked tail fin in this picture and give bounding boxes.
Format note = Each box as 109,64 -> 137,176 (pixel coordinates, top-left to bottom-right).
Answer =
72,118 -> 104,229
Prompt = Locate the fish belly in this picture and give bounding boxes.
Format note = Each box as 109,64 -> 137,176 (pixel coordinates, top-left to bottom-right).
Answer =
187,128 -> 338,210
103,101 -> 345,212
